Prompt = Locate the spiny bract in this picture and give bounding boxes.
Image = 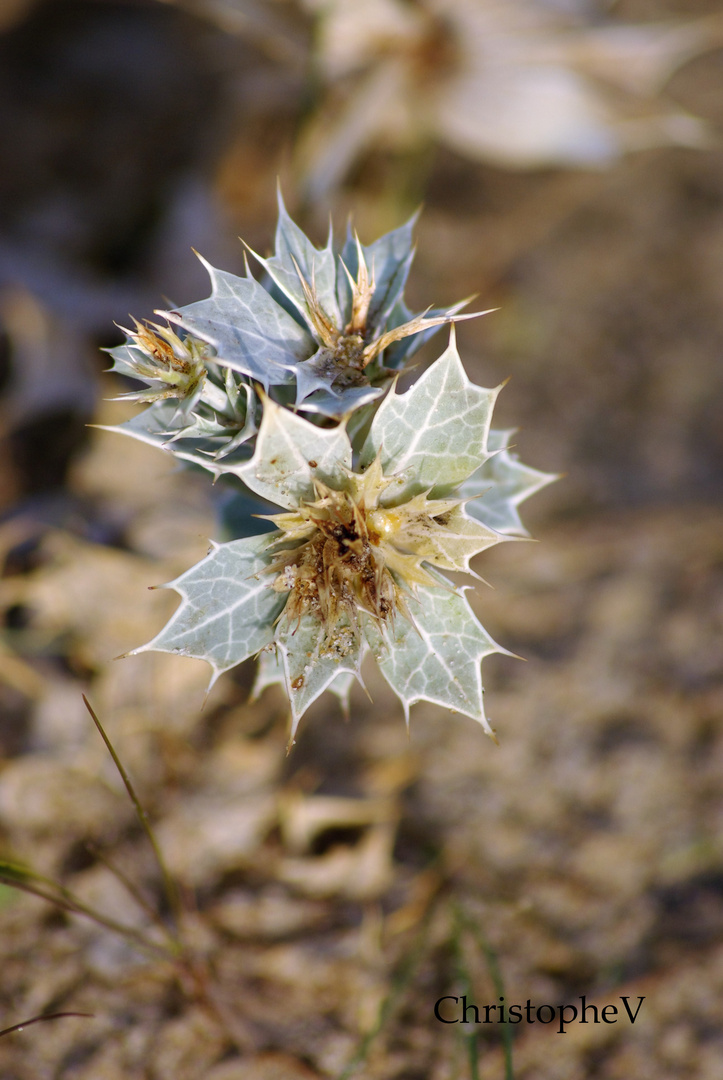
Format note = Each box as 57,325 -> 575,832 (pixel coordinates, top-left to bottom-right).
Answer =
106,197 -> 555,742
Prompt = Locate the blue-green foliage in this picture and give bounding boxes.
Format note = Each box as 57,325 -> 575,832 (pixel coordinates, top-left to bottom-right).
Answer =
105,196 -> 556,739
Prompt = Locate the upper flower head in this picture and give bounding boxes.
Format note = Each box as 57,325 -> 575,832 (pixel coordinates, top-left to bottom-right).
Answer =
156,191 -> 486,417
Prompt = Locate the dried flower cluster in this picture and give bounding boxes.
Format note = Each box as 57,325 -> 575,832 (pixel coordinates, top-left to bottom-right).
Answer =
297,0 -> 721,198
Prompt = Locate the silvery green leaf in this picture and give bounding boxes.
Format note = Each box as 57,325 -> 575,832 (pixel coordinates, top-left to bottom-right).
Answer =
163,256 -> 313,388
293,346 -> 384,415
98,402 -> 231,475
221,365 -> 253,419
252,191 -> 341,330
223,364 -> 242,409
297,380 -> 384,418
339,214 -> 417,332
132,535 -> 284,687
211,381 -> 258,459
222,394 -> 352,508
291,347 -> 340,403
212,426 -> 256,461
276,613 -> 363,741
460,429 -> 558,536
254,631 -> 364,727
169,412 -> 256,461
165,413 -> 232,442
364,585 -> 504,734
360,330 -> 500,499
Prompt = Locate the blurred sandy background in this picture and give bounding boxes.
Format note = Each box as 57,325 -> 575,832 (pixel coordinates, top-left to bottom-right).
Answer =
0,1 -> 722,1077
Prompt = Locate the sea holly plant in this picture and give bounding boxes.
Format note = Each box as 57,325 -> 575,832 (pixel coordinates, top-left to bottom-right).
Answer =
106,196 -> 555,743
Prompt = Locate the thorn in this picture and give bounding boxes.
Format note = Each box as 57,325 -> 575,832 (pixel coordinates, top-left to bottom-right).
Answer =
360,678 -> 372,704
458,292 -> 478,307
498,644 -> 526,662
241,237 -> 265,269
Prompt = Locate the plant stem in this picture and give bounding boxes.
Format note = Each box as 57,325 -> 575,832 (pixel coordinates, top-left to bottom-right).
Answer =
0,1013 -> 94,1039
0,869 -> 169,959
82,696 -> 184,946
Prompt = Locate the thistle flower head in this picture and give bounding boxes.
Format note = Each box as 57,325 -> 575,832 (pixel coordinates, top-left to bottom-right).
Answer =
155,191 -> 483,417
268,468 -> 400,638
266,446 -> 501,645
105,321 -> 259,473
289,232 -> 477,395
110,318 -> 208,406
266,454 -> 440,640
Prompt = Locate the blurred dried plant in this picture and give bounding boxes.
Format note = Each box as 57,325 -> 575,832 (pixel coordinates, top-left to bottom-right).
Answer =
296,0 -> 723,200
